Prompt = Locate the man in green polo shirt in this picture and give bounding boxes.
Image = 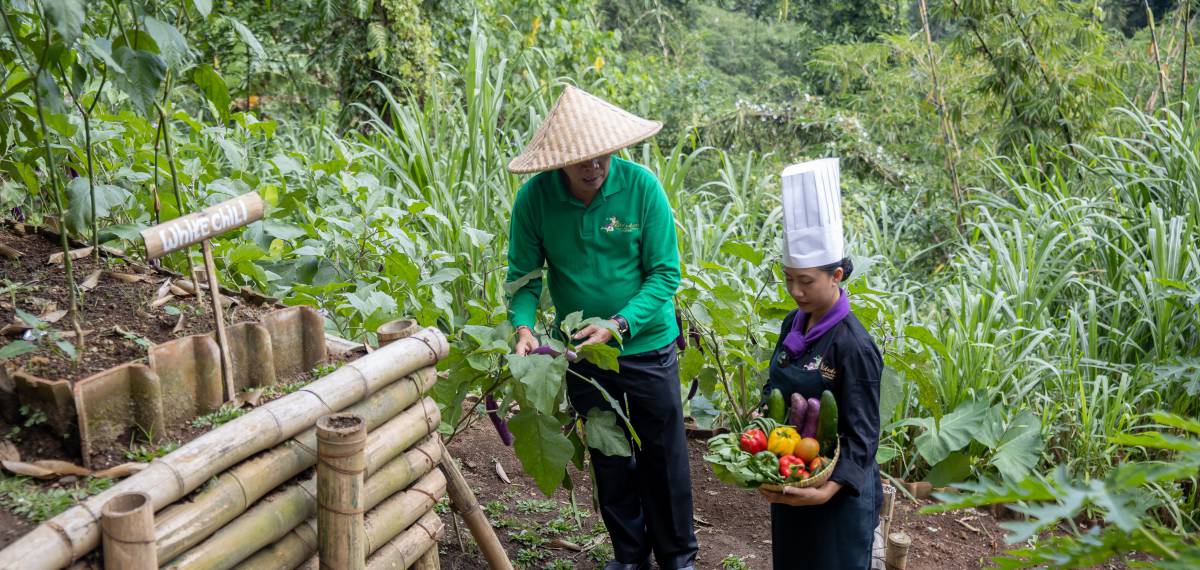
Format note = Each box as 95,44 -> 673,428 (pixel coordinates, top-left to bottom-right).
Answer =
505,86 -> 698,570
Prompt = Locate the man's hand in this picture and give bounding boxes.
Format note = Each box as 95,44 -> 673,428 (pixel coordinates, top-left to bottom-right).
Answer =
573,321 -> 616,348
515,326 -> 539,356
757,481 -> 841,507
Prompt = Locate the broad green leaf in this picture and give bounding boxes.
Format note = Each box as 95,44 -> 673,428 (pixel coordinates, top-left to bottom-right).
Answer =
65,178 -> 130,235
926,451 -> 973,487
83,38 -> 124,73
878,365 -> 902,426
227,242 -> 267,264
227,18 -> 266,60
897,400 -> 988,466
36,70 -> 65,114
0,340 -> 38,359
113,47 -> 166,111
719,240 -> 764,266
875,443 -> 900,464
418,267 -> 463,287
581,317 -> 623,347
464,227 -> 494,248
585,409 -> 630,457
143,17 -> 190,69
988,410 -> 1043,481
578,343 -> 619,372
262,221 -> 306,241
192,64 -> 229,122
506,354 -> 567,416
509,411 -> 574,496
98,223 -> 147,243
43,0 -> 85,44
904,324 -> 948,359
55,339 -> 78,360
560,311 -> 584,335
679,348 -> 704,384
193,0 -> 213,18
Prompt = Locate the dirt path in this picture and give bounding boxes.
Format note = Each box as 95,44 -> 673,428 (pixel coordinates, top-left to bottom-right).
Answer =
436,411 -> 1012,569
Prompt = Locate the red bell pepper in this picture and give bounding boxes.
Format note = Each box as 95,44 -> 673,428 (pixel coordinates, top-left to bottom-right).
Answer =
779,455 -> 808,480
739,428 -> 768,454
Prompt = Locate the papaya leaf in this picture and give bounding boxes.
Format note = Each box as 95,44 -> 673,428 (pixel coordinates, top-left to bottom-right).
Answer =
585,409 -> 630,457
509,411 -> 574,496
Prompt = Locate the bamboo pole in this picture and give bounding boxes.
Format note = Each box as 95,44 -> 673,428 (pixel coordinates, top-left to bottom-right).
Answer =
0,328 -> 448,570
154,370 -> 437,561
439,440 -> 513,570
881,483 -> 897,539
885,531 -> 911,570
232,452 -> 445,570
201,239 -> 236,401
413,548 -> 440,570
100,493 -> 155,570
366,511 -> 445,570
317,413 -> 367,570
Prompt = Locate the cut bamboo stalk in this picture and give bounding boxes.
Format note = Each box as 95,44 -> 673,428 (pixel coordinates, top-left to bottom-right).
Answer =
439,440 -> 513,570
363,470 -> 447,555
365,511 -> 445,570
154,370 -> 437,561
885,531 -> 911,570
101,492 -> 155,570
881,483 -> 896,539
413,547 -> 440,570
0,328 -> 448,570
201,239 -> 236,401
317,413 -> 367,570
232,440 -> 443,570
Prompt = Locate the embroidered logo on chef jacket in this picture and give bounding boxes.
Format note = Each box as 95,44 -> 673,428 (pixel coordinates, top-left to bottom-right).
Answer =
602,216 -> 639,233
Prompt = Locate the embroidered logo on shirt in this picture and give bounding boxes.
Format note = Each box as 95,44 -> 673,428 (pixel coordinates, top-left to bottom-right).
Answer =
804,355 -> 822,371
819,363 -> 838,381
602,217 -> 640,233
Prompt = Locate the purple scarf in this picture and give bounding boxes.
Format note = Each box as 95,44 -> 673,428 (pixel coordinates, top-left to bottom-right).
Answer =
782,289 -> 850,358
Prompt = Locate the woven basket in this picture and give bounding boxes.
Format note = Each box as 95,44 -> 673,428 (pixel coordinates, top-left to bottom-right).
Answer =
760,441 -> 840,491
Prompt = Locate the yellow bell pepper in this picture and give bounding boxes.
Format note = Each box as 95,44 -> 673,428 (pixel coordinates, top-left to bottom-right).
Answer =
767,426 -> 801,457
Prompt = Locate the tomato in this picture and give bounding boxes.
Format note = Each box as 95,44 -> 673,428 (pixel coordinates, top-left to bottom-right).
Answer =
808,456 -> 829,473
793,437 -> 820,462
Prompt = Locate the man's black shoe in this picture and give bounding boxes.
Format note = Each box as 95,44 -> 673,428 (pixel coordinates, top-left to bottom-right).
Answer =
602,561 -> 650,570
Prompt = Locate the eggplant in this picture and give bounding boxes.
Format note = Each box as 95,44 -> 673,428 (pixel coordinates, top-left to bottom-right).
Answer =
800,397 -> 821,438
485,395 -> 513,446
788,393 -> 808,427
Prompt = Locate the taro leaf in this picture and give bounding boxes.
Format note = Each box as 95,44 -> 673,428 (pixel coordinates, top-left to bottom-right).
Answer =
878,365 -> 903,426
719,240 -> 764,266
192,64 -> 229,122
193,0 -> 213,18
875,443 -> 900,464
43,0 -> 85,45
0,340 -> 38,359
227,18 -> 266,61
506,353 -> 567,416
894,399 -> 988,466
986,409 -> 1043,481
585,409 -> 630,457
143,17 -> 190,69
64,177 -> 130,235
926,451 -> 972,487
509,411 -> 574,496
578,343 -> 619,372
113,47 -> 166,111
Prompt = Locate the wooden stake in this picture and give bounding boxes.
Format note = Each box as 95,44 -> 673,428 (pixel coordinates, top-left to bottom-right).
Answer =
881,483 -> 897,539
439,439 -> 513,570
318,413 -> 367,570
201,239 -> 236,401
101,492 -> 155,570
886,531 -> 912,570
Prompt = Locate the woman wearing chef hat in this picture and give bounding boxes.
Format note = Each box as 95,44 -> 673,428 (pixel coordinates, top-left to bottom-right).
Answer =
758,158 -> 883,569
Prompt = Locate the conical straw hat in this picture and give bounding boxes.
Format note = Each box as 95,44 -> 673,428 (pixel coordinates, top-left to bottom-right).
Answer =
507,85 -> 663,173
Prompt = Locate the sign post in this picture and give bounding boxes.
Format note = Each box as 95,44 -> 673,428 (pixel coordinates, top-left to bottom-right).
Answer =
141,192 -> 265,401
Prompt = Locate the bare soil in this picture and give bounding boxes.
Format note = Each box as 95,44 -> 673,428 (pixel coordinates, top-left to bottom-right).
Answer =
434,410 -> 1018,570
0,224 -> 274,384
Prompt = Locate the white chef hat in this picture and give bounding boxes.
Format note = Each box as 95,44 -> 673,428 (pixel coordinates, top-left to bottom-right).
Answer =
781,158 -> 844,269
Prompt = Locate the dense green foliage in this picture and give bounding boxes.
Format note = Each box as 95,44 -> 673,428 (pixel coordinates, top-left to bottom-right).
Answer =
2,0 -> 1198,565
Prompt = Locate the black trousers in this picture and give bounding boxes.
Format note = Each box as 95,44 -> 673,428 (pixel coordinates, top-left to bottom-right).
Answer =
566,344 -> 699,569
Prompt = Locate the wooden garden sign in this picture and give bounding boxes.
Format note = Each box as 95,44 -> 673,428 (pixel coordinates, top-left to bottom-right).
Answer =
140,192 -> 265,401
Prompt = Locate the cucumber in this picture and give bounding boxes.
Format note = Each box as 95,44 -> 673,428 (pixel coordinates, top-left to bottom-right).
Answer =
816,390 -> 838,453
767,388 -> 786,423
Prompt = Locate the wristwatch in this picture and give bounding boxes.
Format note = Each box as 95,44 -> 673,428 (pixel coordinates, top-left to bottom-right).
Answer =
611,315 -> 630,338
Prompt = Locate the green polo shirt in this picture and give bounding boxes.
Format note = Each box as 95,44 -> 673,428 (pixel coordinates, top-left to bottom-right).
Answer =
506,156 -> 681,356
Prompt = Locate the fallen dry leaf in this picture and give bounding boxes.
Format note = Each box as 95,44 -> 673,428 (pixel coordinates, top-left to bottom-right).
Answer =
156,278 -> 173,299
151,294 -> 176,309
47,246 -> 94,265
1,460 -> 56,478
0,441 -> 19,463
172,311 -> 186,334
240,287 -> 277,305
31,460 -> 91,477
0,243 -> 21,260
93,462 -> 148,479
169,284 -> 193,297
548,539 -> 582,552
173,279 -> 199,294
40,309 -> 68,324
494,459 -> 512,485
0,322 -> 31,336
108,271 -> 149,284
79,270 -> 102,291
